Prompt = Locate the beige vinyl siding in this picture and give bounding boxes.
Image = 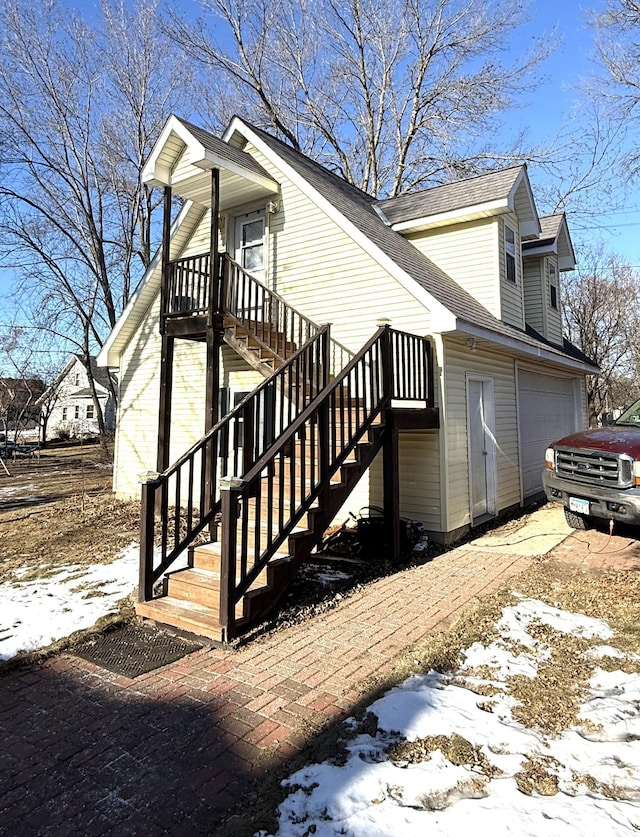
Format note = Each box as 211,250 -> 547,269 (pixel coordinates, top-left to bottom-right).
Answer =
167,341 -> 207,466
443,337 -> 521,530
113,295 -> 262,498
546,256 -> 563,346
237,143 -> 437,523
499,216 -> 525,329
405,219 -> 499,318
179,208 -> 211,258
113,296 -> 163,498
333,429 -> 441,533
522,257 -> 544,334
245,146 -> 432,353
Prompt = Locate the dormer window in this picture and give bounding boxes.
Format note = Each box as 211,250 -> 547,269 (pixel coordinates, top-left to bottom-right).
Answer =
505,225 -> 516,283
549,261 -> 558,309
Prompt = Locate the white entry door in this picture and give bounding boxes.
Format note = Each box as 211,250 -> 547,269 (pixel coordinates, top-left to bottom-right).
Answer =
467,376 -> 497,521
234,210 -> 265,281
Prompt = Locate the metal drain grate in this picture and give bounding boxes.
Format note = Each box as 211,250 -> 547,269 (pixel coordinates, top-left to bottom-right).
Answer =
72,625 -> 203,678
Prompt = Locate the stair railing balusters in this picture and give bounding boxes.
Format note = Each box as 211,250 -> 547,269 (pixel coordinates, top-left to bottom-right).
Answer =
138,326 -> 332,600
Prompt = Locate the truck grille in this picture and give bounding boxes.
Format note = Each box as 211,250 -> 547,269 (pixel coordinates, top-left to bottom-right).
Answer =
555,448 -> 634,489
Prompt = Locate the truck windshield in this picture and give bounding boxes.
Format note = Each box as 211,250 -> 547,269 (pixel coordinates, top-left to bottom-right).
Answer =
615,398 -> 640,426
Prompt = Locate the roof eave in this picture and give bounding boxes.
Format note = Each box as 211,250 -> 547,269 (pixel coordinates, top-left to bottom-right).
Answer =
391,198 -> 509,233
451,320 -> 597,374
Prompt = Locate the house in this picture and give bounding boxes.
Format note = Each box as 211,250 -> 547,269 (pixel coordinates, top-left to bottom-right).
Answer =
98,115 -> 596,641
0,376 -> 44,442
38,355 -> 117,442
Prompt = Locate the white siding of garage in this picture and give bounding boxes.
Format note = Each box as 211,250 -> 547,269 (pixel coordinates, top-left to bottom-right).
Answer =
443,337 -> 521,531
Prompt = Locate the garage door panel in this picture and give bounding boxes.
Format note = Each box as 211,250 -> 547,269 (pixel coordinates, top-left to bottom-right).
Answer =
518,371 -> 579,498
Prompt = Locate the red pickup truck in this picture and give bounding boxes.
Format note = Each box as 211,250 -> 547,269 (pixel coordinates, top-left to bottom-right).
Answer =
542,397 -> 640,530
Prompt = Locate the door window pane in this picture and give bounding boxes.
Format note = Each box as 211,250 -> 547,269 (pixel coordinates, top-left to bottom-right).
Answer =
238,216 -> 264,274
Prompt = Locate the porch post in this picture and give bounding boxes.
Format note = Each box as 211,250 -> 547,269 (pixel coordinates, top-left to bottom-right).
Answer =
204,168 -> 223,520
159,185 -> 172,331
156,334 -> 174,473
156,185 -> 174,475
209,168 -> 220,316
383,409 -> 401,561
381,327 -> 401,560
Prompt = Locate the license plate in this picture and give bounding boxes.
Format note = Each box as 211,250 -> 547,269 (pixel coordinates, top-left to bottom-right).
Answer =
569,497 -> 589,515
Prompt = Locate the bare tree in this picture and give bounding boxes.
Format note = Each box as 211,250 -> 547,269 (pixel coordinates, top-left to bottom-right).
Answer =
590,0 -> 640,178
36,371 -> 62,448
0,0 -> 197,451
531,100 -> 630,234
562,245 -> 640,425
166,0 -> 554,197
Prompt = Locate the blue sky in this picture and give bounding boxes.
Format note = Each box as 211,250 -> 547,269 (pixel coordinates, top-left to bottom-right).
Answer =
1,0 -> 639,326
516,0 -> 640,266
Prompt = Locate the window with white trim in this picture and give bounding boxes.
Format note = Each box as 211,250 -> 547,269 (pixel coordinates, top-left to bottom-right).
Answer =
549,261 -> 558,309
62,407 -> 67,420
234,210 -> 265,280
86,404 -> 94,419
505,225 -> 517,283
74,405 -> 80,420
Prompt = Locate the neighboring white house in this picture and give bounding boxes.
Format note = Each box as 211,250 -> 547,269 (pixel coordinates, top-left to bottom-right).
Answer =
38,355 -> 117,440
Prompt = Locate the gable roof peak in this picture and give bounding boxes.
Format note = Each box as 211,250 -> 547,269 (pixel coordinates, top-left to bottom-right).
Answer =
376,163 -> 538,234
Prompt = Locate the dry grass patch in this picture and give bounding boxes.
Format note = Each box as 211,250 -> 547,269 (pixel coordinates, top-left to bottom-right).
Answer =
515,755 -> 561,796
517,559 -> 640,656
387,732 -> 501,778
508,634 -> 594,734
0,447 -> 140,584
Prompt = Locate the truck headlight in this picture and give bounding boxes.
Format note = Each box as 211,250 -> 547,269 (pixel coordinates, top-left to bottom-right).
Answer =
634,460 -> 640,487
545,448 -> 555,470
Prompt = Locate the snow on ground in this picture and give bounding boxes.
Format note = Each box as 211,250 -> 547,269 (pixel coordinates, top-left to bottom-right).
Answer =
0,545 -> 139,660
259,598 -> 640,837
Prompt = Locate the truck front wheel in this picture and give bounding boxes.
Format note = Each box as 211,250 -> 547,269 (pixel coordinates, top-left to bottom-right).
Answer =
564,507 -> 590,530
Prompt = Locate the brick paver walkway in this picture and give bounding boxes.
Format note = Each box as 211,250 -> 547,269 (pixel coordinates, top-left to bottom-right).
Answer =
1,526 -> 637,836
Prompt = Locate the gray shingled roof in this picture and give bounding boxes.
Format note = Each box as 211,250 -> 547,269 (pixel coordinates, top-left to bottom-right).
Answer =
176,117 -> 275,182
87,357 -> 116,391
246,125 -> 594,368
538,214 -> 564,239
376,166 -> 524,225
522,214 -> 567,251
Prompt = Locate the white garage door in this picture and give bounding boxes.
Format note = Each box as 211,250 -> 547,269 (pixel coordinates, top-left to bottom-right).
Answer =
518,369 -> 580,498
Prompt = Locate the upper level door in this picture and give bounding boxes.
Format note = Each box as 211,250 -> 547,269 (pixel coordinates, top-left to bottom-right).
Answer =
234,209 -> 265,282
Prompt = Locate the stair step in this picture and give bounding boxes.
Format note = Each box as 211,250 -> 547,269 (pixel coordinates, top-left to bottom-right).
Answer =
167,567 -> 222,607
191,540 -> 289,574
136,597 -> 235,643
166,566 -> 272,616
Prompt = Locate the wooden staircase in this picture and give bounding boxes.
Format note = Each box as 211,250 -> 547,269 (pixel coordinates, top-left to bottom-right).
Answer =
137,408 -> 384,642
138,252 -> 435,643
223,315 -> 293,377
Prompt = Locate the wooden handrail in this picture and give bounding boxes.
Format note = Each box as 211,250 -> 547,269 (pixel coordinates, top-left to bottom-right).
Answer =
161,251 -> 354,373
218,326 -> 433,639
138,326 -> 331,599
